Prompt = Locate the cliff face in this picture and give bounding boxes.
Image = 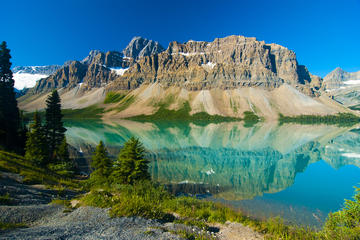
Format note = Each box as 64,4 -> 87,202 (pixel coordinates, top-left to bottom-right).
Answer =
27,35 -> 321,95
32,61 -> 87,93
110,36 -> 320,94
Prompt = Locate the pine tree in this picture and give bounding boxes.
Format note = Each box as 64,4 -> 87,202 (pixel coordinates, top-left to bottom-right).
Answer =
25,112 -> 48,167
0,41 -> 20,151
111,137 -> 150,185
45,90 -> 66,161
50,137 -> 75,176
89,141 -> 113,186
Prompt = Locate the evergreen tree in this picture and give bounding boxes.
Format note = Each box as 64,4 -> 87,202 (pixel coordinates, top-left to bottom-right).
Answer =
25,112 -> 48,167
45,90 -> 66,161
0,41 -> 20,151
56,137 -> 70,163
49,137 -> 75,176
112,137 -> 150,185
89,141 -> 113,186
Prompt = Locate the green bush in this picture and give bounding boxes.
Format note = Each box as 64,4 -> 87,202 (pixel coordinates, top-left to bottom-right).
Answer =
81,190 -> 113,208
323,188 -> 360,239
109,181 -> 171,219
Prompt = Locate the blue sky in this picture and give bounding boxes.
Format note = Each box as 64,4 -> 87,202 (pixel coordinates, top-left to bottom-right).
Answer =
1,0 -> 359,77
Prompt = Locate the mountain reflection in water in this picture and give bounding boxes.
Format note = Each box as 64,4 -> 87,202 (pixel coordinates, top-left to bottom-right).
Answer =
64,120 -> 360,227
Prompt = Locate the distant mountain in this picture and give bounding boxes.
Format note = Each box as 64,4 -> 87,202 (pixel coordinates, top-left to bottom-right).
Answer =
18,35 -> 353,119
323,67 -> 360,90
12,65 -> 61,90
322,68 -> 360,108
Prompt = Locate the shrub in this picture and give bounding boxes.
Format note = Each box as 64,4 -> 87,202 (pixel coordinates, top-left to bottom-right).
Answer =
81,190 -> 114,208
109,181 -> 172,219
323,187 -> 360,239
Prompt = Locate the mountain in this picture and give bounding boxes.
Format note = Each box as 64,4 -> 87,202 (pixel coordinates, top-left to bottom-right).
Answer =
323,67 -> 360,90
18,35 -> 352,119
122,36 -> 165,59
12,65 -> 61,90
322,68 -> 360,108
110,36 -> 321,94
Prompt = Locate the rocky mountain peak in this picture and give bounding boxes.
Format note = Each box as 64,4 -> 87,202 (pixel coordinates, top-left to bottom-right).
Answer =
122,36 -> 164,59
81,50 -> 103,65
323,67 -> 360,90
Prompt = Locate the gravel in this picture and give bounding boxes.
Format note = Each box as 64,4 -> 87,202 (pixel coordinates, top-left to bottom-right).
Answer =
0,206 -> 184,240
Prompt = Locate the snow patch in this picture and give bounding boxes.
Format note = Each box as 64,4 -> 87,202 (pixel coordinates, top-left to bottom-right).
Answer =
13,73 -> 48,90
201,62 -> 216,70
203,168 -> 215,175
111,68 -> 129,76
344,80 -> 360,85
342,153 -> 360,158
172,52 -> 205,57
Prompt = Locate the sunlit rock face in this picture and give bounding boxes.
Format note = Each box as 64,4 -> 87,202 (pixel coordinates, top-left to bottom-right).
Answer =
110,35 -> 319,94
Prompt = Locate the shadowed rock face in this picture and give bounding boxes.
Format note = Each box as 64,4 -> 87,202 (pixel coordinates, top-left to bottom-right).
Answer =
32,61 -> 88,94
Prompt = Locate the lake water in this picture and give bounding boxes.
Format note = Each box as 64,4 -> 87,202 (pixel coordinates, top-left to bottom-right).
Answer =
64,120 -> 360,227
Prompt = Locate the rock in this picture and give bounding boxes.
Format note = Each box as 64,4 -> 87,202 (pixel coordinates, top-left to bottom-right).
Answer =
31,61 -> 88,94
110,35 -> 319,93
122,36 -> 165,59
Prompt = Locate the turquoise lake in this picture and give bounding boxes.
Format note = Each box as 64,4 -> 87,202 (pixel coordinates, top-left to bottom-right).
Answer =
64,120 -> 360,227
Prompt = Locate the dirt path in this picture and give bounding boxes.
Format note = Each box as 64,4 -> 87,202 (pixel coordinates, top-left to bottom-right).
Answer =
214,222 -> 264,240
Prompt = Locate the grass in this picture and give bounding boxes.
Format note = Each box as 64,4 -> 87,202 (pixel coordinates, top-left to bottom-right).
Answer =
115,95 -> 135,112
80,181 -> 321,240
0,150 -> 80,190
104,92 -> 126,104
62,105 -> 104,119
278,113 -> 360,127
0,222 -> 27,231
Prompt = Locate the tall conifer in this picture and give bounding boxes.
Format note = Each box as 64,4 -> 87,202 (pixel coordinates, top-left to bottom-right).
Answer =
0,41 -> 20,151
90,141 -> 113,186
45,90 -> 66,160
25,112 -> 48,167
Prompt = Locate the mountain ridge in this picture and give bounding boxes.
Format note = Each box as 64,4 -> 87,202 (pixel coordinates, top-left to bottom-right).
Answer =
17,35 -> 354,119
